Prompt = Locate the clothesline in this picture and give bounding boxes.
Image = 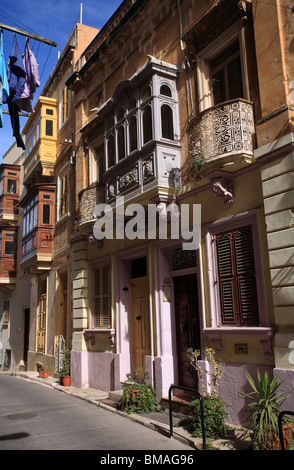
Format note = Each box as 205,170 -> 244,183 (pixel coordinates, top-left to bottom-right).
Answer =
0,22 -> 57,47
0,23 -> 57,149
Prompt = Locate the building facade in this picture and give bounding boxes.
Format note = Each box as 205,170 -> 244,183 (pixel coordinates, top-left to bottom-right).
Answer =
65,0 -> 294,425
0,143 -> 32,371
1,0 -> 293,427
0,23 -> 98,375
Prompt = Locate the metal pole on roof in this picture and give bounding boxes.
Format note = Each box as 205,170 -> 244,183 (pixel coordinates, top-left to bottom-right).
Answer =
80,3 -> 83,24
0,22 -> 57,47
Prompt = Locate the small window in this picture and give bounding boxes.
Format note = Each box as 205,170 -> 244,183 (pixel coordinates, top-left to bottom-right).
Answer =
142,105 -> 152,144
46,108 -> 53,115
42,205 -> 50,225
117,125 -> 125,161
107,135 -> 115,169
45,120 -> 53,136
161,104 -> 174,140
4,240 -> 15,255
160,84 -> 172,97
7,179 -> 17,194
131,257 -> 147,278
128,116 -> 137,153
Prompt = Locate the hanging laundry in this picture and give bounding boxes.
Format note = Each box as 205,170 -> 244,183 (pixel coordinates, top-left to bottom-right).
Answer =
15,39 -> 40,113
0,29 -> 10,128
3,34 -> 26,149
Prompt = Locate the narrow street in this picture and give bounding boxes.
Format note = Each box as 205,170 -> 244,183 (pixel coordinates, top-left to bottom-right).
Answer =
0,375 -> 194,453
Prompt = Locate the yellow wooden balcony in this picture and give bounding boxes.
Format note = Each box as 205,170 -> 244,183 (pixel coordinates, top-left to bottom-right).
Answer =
22,96 -> 58,184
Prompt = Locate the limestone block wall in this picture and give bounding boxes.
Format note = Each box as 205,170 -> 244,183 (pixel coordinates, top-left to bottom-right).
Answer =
71,237 -> 89,352
258,137 -> 294,371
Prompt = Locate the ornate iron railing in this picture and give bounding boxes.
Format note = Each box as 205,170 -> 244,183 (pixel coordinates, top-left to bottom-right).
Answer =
78,183 -> 105,226
188,99 -> 255,173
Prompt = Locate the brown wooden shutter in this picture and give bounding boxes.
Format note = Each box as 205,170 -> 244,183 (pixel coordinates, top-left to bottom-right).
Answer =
235,228 -> 258,325
216,232 -> 236,324
93,265 -> 110,328
216,226 -> 258,325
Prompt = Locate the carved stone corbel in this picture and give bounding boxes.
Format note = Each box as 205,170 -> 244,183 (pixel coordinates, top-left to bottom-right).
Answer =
206,171 -> 234,204
87,231 -> 103,249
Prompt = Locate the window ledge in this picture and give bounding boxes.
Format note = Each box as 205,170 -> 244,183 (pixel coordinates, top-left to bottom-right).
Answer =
84,328 -> 115,346
203,326 -> 275,355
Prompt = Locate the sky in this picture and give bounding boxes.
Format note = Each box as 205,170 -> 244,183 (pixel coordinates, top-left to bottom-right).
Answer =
0,0 -> 123,158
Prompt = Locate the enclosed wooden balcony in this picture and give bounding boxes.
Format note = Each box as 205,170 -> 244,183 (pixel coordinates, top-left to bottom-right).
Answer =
0,228 -> 17,288
20,185 -> 55,272
188,99 -> 255,177
22,96 -> 58,185
0,164 -> 20,226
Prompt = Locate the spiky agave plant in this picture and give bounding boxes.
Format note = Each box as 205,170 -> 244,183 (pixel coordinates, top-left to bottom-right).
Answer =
240,370 -> 291,450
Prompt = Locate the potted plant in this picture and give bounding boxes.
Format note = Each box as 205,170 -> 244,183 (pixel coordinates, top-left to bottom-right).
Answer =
188,347 -> 230,439
58,347 -> 71,386
119,369 -> 161,414
39,368 -> 48,378
239,369 -> 293,450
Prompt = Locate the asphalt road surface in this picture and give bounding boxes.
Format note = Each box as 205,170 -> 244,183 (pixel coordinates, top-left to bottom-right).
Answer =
0,375 -> 195,453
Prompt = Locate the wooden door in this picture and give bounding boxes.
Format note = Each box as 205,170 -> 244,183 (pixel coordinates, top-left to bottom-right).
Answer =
130,277 -> 150,375
37,294 -> 46,353
174,274 -> 200,390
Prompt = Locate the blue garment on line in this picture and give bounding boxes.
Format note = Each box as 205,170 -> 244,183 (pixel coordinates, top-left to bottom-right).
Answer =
4,34 -> 26,103
0,30 -> 10,128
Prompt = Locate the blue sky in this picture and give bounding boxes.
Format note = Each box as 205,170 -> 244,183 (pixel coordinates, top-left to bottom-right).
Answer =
0,0 -> 122,158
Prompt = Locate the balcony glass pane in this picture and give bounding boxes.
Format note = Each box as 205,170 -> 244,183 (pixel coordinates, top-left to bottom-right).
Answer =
143,106 -> 152,144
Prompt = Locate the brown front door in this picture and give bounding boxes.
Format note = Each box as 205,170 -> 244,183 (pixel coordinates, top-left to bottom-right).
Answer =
130,277 -> 150,375
174,274 -> 200,390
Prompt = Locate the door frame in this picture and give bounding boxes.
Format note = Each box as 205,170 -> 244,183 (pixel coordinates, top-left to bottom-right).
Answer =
170,257 -> 204,384
173,272 -> 200,390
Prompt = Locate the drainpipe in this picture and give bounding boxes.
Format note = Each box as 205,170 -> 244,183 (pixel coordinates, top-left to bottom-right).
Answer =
177,0 -> 194,118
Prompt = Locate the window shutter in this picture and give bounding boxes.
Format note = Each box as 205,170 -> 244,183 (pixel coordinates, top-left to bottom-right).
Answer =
102,266 -> 110,327
93,265 -> 110,328
235,228 -> 258,325
216,226 -> 258,325
216,232 -> 236,324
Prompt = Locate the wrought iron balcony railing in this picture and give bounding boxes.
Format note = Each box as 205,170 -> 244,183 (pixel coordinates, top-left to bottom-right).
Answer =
188,99 -> 255,176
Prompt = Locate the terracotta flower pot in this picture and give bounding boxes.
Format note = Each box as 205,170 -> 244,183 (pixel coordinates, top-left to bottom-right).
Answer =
43,371 -> 48,378
39,370 -> 44,378
62,376 -> 71,386
273,423 -> 293,450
